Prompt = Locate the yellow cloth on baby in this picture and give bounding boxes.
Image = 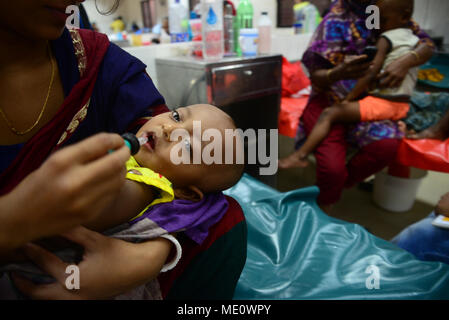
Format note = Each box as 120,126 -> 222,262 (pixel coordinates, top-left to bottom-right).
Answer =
126,156 -> 174,221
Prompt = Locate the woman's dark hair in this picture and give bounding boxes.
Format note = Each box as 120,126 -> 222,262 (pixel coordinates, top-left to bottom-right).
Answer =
95,0 -> 121,15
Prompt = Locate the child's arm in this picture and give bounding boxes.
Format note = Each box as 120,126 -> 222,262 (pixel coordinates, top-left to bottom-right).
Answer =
83,180 -> 156,232
344,37 -> 391,102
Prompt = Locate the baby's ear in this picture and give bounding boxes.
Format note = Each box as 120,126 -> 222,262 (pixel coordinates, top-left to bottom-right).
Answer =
174,185 -> 204,202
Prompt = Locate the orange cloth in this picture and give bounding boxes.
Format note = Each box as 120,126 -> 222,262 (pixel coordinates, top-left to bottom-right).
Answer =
359,95 -> 410,121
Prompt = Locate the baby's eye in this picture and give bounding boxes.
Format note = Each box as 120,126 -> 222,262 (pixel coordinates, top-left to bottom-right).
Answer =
184,139 -> 194,160
184,139 -> 191,153
172,110 -> 181,122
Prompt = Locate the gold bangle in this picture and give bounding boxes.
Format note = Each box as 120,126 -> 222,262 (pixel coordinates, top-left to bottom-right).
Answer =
410,50 -> 420,61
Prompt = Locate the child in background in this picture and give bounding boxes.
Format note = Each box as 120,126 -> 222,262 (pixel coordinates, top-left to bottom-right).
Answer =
279,0 -> 420,169
1,104 -> 245,300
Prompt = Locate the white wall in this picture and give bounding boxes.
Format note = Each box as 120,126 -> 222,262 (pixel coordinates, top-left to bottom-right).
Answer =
83,0 -> 117,34
413,0 -> 449,44
124,42 -> 194,89
83,0 -> 157,34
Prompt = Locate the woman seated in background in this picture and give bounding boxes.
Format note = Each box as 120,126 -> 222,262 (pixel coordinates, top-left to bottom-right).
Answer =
279,0 -> 435,213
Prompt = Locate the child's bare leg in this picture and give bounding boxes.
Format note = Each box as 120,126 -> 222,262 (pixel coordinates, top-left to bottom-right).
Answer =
279,101 -> 362,169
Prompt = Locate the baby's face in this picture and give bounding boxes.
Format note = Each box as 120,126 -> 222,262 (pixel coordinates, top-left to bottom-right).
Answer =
134,104 -> 236,190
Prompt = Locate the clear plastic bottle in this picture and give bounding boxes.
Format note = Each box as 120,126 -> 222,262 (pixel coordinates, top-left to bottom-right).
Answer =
304,3 -> 320,34
224,3 -> 235,56
293,1 -> 307,34
235,0 -> 254,56
201,0 -> 224,61
169,0 -> 189,42
257,12 -> 272,55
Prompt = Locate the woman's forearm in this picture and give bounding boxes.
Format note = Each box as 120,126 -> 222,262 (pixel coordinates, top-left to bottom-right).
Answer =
126,237 -> 173,285
403,43 -> 434,69
311,55 -> 373,91
311,67 -> 340,90
0,194 -> 28,255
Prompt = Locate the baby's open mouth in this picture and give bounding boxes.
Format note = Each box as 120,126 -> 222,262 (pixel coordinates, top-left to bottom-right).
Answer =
141,131 -> 156,151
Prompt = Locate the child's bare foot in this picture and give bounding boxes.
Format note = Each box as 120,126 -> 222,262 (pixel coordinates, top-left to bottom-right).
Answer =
278,152 -> 309,169
436,192 -> 449,217
407,127 -> 446,140
398,121 -> 407,134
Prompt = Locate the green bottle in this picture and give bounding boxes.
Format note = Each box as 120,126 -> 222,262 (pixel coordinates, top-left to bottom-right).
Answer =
235,0 -> 254,56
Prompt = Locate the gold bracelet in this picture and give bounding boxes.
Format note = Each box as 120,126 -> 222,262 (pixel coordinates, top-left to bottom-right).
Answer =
410,50 -> 420,61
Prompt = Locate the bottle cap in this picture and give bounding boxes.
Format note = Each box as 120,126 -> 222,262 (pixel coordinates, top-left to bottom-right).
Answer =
121,133 -> 140,155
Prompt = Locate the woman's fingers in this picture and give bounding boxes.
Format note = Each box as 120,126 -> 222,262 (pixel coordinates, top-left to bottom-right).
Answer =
344,56 -> 372,79
11,273 -> 68,300
22,243 -> 69,284
60,226 -> 102,251
11,273 -> 49,299
59,133 -> 125,165
83,144 -> 130,182
346,54 -> 368,65
378,72 -> 393,87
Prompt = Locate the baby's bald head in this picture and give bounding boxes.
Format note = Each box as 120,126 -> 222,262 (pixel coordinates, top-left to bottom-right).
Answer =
193,105 -> 245,193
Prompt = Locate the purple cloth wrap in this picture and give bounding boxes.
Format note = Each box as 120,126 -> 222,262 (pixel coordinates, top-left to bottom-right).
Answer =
130,192 -> 229,245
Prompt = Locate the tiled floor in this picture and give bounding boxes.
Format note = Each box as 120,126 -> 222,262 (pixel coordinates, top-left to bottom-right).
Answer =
276,135 -> 434,241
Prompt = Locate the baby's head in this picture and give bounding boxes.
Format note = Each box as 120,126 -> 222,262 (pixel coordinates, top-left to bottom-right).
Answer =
134,104 -> 244,201
377,0 -> 414,32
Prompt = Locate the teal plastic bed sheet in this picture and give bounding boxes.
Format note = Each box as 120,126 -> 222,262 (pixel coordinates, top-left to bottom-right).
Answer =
224,174 -> 449,300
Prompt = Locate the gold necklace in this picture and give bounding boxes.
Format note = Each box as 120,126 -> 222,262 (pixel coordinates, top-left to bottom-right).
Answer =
0,42 -> 55,136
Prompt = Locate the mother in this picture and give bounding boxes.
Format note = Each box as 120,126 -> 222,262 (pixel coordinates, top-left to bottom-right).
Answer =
0,0 -> 245,299
281,0 -> 435,212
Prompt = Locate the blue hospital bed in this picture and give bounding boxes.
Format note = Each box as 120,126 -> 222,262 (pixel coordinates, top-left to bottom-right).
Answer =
224,174 -> 449,299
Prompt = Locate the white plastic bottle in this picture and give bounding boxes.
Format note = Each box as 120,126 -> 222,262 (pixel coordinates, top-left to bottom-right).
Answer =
257,12 -> 272,55
201,0 -> 224,61
304,3 -> 319,34
169,0 -> 189,42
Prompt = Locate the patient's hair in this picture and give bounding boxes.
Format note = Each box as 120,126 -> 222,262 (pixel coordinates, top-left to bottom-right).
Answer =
197,115 -> 245,193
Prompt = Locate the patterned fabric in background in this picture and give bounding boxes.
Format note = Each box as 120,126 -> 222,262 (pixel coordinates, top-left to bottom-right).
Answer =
346,120 -> 405,148
404,92 -> 449,132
